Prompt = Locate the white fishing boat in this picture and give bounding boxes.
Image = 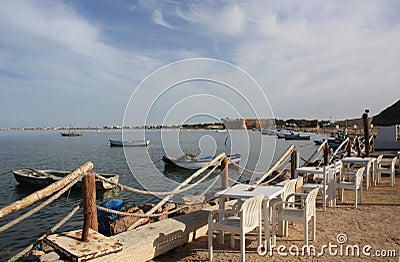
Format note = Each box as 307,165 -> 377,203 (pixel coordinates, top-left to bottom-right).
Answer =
162,153 -> 241,169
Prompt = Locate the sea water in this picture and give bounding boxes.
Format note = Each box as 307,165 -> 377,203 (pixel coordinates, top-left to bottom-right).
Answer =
0,129 -> 324,259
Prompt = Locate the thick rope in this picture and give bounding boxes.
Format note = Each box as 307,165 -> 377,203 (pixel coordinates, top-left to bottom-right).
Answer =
260,162 -> 290,185
0,174 -> 84,233
228,159 -> 268,175
97,205 -> 189,217
8,205 -> 81,262
95,161 -> 221,197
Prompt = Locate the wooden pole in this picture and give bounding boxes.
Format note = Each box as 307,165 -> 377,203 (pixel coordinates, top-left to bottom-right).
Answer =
362,109 -> 370,157
81,172 -> 98,242
347,138 -> 352,157
0,162 -> 93,218
220,156 -> 229,189
291,148 -> 297,179
323,142 -> 329,165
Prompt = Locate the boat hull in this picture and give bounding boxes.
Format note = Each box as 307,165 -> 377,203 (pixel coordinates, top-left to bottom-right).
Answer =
284,134 -> 310,140
162,154 -> 241,169
11,169 -> 119,190
60,132 -> 82,137
109,139 -> 150,147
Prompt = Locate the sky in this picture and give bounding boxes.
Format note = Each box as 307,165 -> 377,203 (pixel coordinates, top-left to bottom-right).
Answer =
0,0 -> 399,127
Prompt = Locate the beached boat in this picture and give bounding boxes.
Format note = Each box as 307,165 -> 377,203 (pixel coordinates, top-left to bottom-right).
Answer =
11,169 -> 119,190
284,133 -> 311,140
109,139 -> 150,147
162,153 -> 241,169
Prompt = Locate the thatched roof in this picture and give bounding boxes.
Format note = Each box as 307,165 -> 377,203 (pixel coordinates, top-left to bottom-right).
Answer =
372,99 -> 400,126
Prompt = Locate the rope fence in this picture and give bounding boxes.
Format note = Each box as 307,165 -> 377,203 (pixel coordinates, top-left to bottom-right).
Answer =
0,173 -> 84,233
94,160 -> 222,197
97,205 -> 189,218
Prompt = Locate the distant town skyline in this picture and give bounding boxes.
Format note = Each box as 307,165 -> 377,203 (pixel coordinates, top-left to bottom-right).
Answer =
1,1 -> 399,128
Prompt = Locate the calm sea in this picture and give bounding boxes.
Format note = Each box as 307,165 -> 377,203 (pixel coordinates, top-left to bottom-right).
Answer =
0,129 -> 324,259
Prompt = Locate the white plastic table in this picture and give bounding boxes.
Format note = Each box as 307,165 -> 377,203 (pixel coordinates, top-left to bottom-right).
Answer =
215,184 -> 284,253
295,166 -> 335,209
295,166 -> 326,178
341,157 -> 376,190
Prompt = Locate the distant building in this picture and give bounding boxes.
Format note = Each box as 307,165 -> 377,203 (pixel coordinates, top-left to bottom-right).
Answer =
222,118 -> 275,130
222,118 -> 246,129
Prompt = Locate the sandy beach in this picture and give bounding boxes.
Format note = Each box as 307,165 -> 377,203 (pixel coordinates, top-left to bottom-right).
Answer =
153,175 -> 400,261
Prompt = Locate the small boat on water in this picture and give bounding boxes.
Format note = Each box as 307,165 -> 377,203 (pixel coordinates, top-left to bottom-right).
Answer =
60,123 -> 83,137
284,133 -> 311,140
162,153 -> 241,169
109,139 -> 150,147
314,138 -> 343,149
11,169 -> 119,190
60,131 -> 82,137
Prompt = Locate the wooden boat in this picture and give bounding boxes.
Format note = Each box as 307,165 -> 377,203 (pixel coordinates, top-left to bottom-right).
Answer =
11,169 -> 119,190
109,139 -> 150,147
284,133 -> 310,140
60,124 -> 83,136
162,153 -> 241,169
314,138 -> 343,149
60,131 -> 82,137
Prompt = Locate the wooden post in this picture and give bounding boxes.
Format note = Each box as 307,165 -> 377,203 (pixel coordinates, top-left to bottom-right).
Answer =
291,149 -> 297,179
362,109 -> 370,157
82,172 -> 98,242
220,157 -> 229,189
323,142 -> 329,165
347,138 -> 352,157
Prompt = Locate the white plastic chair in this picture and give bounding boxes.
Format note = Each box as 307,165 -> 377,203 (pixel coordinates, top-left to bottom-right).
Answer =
335,166 -> 365,208
269,178 -> 300,214
272,187 -> 319,246
268,177 -> 302,236
301,166 -> 334,211
376,156 -> 397,186
208,194 -> 264,262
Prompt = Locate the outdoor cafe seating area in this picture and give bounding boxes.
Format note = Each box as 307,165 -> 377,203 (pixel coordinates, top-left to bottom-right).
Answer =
206,152 -> 399,261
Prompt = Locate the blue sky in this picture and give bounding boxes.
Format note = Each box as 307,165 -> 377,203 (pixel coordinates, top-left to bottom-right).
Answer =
0,0 -> 399,127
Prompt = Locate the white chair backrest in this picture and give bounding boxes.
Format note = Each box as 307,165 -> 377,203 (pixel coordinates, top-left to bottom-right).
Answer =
282,178 -> 298,201
376,155 -> 383,166
333,160 -> 342,174
355,167 -> 365,187
305,187 -> 319,218
390,156 -> 397,168
322,166 -> 330,186
240,194 -> 264,230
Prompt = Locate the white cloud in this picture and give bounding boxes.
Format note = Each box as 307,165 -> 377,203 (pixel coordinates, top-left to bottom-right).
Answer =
151,10 -> 175,29
170,0 -> 400,118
